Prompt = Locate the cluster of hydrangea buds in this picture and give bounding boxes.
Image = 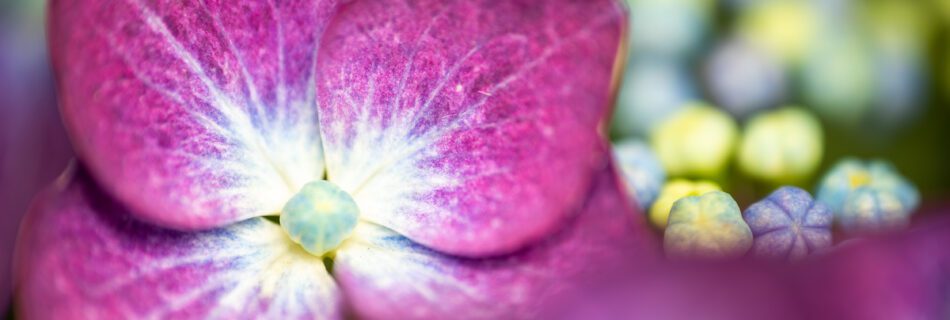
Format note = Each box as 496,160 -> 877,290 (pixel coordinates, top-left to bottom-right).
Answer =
614,106 -> 919,261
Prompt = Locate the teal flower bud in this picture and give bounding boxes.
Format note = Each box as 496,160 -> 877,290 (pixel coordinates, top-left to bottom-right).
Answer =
281,180 -> 360,256
816,159 -> 919,233
613,139 -> 666,210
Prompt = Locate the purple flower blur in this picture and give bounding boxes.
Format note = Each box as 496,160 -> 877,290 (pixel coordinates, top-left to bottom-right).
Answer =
14,0 -> 643,318
0,2 -> 73,311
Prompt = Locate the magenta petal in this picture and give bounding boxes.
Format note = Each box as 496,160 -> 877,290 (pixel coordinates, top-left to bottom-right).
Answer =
546,214 -> 950,319
316,0 -> 627,256
332,166 -> 654,319
14,167 -> 342,319
49,0 -> 338,229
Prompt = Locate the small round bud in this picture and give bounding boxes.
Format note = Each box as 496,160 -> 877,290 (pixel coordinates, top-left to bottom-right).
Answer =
664,191 -> 752,260
649,179 -> 721,230
280,180 -> 360,256
743,186 -> 832,260
704,38 -> 786,118
651,103 -> 738,178
613,139 -> 666,210
816,159 -> 919,233
738,107 -> 823,184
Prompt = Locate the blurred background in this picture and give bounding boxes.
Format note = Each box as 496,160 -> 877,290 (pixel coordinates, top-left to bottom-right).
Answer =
613,0 -> 950,207
1,0 -> 949,316
1,0 -> 73,317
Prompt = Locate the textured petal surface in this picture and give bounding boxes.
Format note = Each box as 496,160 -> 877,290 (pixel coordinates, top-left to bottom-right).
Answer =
49,0 -> 338,229
316,0 -> 626,256
332,166 -> 654,319
14,167 -> 342,319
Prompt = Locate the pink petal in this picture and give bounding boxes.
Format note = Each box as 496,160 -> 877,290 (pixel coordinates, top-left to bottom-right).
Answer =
49,0 -> 337,229
316,0 -> 627,256
332,165 -> 655,319
14,166 -> 342,319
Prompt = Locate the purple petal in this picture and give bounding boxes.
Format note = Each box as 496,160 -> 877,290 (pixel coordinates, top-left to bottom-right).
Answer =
543,212 -> 950,319
49,0 -> 337,229
316,0 -> 627,256
332,165 -> 654,319
14,166 -> 342,319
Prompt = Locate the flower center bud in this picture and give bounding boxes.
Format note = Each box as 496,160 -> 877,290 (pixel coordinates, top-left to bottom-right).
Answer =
280,180 -> 359,257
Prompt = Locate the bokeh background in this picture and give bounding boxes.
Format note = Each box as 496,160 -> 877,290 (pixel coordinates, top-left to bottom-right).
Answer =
1,0 -> 949,316
1,0 -> 73,317
611,0 -> 950,210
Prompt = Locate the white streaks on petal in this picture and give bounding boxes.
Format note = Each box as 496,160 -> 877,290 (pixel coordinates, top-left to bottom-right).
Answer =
109,0 -> 324,218
321,11 -> 617,234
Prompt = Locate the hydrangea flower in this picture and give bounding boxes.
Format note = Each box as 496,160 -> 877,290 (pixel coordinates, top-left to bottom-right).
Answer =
743,186 -> 832,260
664,191 -> 752,259
737,107 -> 823,185
651,103 -> 738,178
612,139 -> 666,210
816,158 -> 920,232
13,1 -> 643,318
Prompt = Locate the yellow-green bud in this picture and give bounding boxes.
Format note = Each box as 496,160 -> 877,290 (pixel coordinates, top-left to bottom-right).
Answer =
738,107 -> 823,185
651,103 -> 738,178
649,179 -> 722,229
